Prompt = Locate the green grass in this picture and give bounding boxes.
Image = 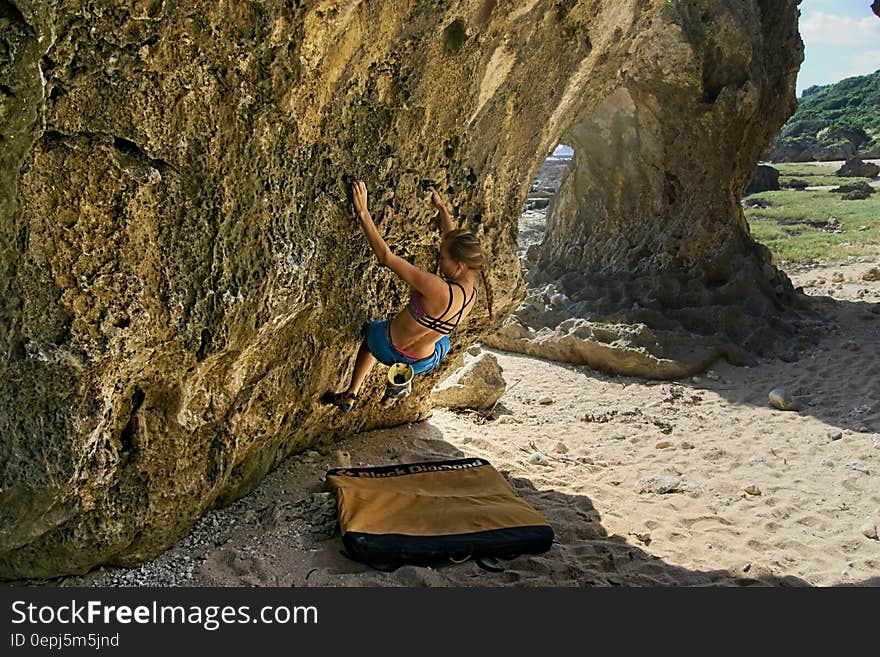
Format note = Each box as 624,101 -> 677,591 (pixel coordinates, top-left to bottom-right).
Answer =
764,161 -> 874,188
779,175 -> 870,187
745,189 -> 880,263
770,162 -> 839,176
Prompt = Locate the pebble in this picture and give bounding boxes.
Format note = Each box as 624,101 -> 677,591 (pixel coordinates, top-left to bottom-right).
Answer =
335,450 -> 352,468
655,440 -> 674,449
820,459 -> 834,467
496,415 -> 517,424
861,267 -> 880,282
844,461 -> 870,475
549,293 -> 569,307
742,563 -> 751,573
638,475 -> 696,494
538,397 -> 554,405
843,341 -> 860,352
679,441 -> 695,449
831,272 -> 844,283
461,435 -> 473,444
748,455 -> 766,465
743,484 -> 762,496
528,452 -> 551,466
861,523 -> 878,540
768,388 -> 799,411
828,430 -> 843,441
554,441 -> 568,454
705,370 -> 719,381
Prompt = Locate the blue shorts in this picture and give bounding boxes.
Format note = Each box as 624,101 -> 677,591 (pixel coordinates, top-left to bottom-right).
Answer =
362,319 -> 451,375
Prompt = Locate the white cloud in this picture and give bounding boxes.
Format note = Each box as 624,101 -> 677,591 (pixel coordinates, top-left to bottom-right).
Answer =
800,12 -> 880,45
830,49 -> 880,81
847,49 -> 880,73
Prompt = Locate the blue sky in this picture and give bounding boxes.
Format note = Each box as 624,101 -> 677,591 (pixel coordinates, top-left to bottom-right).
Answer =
797,0 -> 880,95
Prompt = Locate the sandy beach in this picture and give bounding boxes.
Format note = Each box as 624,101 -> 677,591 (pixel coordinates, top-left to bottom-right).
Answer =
44,255 -> 880,588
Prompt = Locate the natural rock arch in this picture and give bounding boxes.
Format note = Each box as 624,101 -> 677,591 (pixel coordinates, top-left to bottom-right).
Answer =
487,9 -> 817,376
1,0 -> 806,578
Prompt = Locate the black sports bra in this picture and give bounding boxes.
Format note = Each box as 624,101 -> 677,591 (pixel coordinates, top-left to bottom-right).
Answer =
407,280 -> 476,335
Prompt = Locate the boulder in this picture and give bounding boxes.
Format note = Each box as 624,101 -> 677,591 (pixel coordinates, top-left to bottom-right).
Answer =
430,351 -> 506,410
745,165 -> 780,195
0,0 -> 808,578
832,180 -> 875,201
835,158 -> 880,178
830,181 -> 875,195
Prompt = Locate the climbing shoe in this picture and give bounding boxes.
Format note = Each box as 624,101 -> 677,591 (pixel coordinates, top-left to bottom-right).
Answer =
320,391 -> 357,413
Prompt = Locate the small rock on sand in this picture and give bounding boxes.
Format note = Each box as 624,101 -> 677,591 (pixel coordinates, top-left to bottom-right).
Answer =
655,440 -> 674,449
768,388 -> 799,411
828,430 -> 843,441
638,475 -> 696,494
743,484 -> 762,496
861,523 -> 878,540
335,450 -> 352,468
538,397 -> 554,405
831,272 -> 844,283
844,461 -> 870,475
554,441 -> 568,454
528,452 -> 551,466
861,267 -> 880,282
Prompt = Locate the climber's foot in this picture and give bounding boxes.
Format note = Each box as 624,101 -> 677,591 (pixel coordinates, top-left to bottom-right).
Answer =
320,391 -> 358,413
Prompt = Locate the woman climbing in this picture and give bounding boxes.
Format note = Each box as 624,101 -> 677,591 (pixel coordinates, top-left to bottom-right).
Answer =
321,180 -> 494,413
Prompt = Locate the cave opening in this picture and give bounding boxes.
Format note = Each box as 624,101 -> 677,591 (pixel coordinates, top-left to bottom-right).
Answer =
516,143 -> 573,276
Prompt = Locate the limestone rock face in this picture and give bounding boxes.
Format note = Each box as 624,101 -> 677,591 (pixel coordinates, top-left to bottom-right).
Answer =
431,350 -> 505,410
1,0 -> 805,577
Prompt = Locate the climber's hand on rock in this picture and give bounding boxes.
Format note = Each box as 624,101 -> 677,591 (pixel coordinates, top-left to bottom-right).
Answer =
352,180 -> 369,217
427,185 -> 444,210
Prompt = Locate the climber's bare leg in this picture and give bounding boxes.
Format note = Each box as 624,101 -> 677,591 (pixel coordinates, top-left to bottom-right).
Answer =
345,340 -> 376,396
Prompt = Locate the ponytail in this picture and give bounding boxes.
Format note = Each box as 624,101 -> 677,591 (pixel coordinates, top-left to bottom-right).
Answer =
479,269 -> 494,321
